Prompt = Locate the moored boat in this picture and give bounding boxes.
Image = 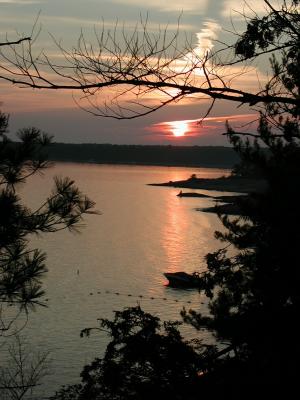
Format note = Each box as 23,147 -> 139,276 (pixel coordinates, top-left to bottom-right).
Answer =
164,271 -> 200,288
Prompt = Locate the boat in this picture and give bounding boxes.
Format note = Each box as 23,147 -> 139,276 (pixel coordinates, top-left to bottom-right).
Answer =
177,191 -> 209,198
163,271 -> 200,288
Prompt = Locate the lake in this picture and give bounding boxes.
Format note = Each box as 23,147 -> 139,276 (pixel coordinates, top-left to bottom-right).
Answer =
2,163 -> 230,398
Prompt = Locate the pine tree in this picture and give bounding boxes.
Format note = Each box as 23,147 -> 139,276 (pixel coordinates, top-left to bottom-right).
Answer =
0,111 -> 96,336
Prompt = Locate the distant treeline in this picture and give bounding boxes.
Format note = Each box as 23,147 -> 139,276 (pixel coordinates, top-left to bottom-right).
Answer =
45,143 -> 240,168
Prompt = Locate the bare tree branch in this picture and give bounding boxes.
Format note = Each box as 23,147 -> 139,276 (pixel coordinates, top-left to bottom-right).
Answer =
0,1 -> 299,121
0,335 -> 50,400
0,38 -> 31,48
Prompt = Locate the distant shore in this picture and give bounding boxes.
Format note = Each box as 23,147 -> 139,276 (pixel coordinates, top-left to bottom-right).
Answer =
50,160 -> 233,169
45,143 -> 240,169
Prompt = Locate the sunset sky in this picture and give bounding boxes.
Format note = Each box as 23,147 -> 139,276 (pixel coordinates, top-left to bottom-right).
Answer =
0,0 -> 270,144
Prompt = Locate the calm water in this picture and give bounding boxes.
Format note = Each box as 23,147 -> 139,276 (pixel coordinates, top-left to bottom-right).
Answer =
2,163 -> 230,398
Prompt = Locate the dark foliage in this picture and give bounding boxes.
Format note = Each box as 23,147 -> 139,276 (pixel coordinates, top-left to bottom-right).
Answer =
51,306 -> 219,400
182,0 -> 300,389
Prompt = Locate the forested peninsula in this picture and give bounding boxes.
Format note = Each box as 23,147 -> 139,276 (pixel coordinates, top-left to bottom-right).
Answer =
46,144 -> 239,168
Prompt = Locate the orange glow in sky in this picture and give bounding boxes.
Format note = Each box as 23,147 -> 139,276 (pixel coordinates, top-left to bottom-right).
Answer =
149,114 -> 258,142
169,121 -> 189,137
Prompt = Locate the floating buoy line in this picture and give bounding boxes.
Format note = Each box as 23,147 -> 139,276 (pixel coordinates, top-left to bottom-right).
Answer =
42,286 -> 207,307
86,289 -> 206,307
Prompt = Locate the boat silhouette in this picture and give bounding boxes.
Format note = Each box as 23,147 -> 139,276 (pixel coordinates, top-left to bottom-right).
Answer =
164,272 -> 200,288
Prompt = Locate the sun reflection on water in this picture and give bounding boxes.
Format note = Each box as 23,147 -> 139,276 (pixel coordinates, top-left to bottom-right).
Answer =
160,190 -> 195,273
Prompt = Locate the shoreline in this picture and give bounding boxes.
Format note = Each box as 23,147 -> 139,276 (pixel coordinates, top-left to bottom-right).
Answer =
48,159 -> 233,170
149,177 -> 266,215
148,176 -> 266,194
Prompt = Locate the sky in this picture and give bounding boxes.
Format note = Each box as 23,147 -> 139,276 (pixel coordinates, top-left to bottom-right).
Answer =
0,0 -> 273,145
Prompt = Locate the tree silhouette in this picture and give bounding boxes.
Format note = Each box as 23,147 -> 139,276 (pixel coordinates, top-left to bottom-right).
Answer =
0,111 -> 96,336
51,305 -> 219,400
182,0 -> 300,389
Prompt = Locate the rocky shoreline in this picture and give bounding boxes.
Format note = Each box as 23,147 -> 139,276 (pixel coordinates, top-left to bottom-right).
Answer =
148,176 -> 266,194
149,176 -> 266,215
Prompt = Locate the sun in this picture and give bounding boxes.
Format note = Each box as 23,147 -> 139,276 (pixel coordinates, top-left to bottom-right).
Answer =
170,121 -> 189,137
